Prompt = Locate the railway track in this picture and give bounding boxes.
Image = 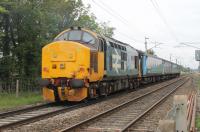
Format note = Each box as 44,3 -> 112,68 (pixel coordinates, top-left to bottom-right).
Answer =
0,88 -> 146,130
0,103 -> 70,130
0,77 -> 184,131
0,102 -> 56,119
0,101 -> 96,130
60,77 -> 188,132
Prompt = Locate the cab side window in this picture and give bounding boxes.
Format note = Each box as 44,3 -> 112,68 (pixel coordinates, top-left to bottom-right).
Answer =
99,39 -> 104,52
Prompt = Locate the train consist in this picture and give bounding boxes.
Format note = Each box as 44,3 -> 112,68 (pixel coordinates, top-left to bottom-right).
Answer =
41,27 -> 180,102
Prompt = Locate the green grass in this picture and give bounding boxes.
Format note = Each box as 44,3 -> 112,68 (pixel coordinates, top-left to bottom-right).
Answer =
0,92 -> 43,110
196,116 -> 200,129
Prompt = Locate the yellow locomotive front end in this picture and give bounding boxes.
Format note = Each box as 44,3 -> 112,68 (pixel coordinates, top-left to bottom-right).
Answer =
42,27 -> 104,102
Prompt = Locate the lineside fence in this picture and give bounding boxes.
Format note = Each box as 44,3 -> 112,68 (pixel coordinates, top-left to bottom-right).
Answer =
0,77 -> 41,95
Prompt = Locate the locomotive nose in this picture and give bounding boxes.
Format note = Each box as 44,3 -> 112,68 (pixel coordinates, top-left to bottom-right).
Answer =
42,41 -> 90,79
51,45 -> 76,62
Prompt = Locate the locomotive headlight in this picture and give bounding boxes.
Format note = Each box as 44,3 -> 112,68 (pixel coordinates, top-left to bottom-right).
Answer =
60,63 -> 65,69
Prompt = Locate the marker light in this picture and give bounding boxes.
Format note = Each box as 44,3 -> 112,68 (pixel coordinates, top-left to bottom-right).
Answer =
60,64 -> 65,69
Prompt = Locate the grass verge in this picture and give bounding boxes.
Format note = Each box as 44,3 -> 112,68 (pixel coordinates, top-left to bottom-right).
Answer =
196,116 -> 200,129
0,92 -> 43,110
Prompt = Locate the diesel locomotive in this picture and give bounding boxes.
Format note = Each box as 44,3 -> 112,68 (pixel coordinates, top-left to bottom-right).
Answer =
42,27 -> 180,102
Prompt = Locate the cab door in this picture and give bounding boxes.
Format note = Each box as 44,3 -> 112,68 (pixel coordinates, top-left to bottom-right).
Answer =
89,37 -> 105,81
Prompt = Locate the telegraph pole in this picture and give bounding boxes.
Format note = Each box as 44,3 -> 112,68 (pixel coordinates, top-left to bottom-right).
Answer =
145,37 -> 149,53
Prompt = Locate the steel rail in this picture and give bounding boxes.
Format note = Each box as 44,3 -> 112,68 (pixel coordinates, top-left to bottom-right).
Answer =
0,101 -> 96,130
121,78 -> 189,131
60,77 -> 186,132
0,102 -> 56,119
0,79 -> 151,131
0,77 -> 183,131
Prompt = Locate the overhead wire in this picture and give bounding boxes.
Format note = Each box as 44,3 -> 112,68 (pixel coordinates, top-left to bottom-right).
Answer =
179,43 -> 200,49
97,0 -> 146,36
150,0 -> 179,43
91,0 -> 145,44
90,0 -> 172,49
180,42 -> 200,44
98,0 -> 176,46
87,0 -> 197,68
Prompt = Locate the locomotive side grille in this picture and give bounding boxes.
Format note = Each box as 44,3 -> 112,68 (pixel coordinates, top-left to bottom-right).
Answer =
90,52 -> 98,73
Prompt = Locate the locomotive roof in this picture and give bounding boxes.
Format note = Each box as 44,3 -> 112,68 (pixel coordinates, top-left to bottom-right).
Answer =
61,27 -> 179,66
101,35 -> 139,51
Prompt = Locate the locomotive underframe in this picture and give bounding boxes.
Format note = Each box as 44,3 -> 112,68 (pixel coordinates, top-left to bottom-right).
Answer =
43,73 -> 180,102
87,73 -> 180,99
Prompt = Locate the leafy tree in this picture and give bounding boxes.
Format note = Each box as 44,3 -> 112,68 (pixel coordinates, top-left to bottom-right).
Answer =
0,0 -> 115,78
147,49 -> 155,55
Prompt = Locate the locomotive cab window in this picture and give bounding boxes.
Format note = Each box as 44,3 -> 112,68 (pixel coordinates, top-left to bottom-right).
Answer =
68,30 -> 82,40
55,32 -> 69,40
54,30 -> 96,45
82,32 -> 95,44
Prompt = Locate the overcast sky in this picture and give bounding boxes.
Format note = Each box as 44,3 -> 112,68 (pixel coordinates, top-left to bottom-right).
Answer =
83,0 -> 200,69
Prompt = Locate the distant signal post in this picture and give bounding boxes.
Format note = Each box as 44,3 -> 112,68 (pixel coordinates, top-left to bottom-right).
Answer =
195,50 -> 200,72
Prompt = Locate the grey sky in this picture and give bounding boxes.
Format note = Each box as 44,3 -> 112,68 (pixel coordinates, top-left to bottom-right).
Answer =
83,0 -> 200,69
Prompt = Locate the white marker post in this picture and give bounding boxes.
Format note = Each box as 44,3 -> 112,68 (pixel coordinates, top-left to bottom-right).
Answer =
16,79 -> 19,97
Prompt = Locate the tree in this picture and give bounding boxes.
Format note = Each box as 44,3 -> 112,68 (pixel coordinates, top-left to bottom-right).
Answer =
147,49 -> 156,55
0,0 -> 115,78
97,22 -> 115,37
